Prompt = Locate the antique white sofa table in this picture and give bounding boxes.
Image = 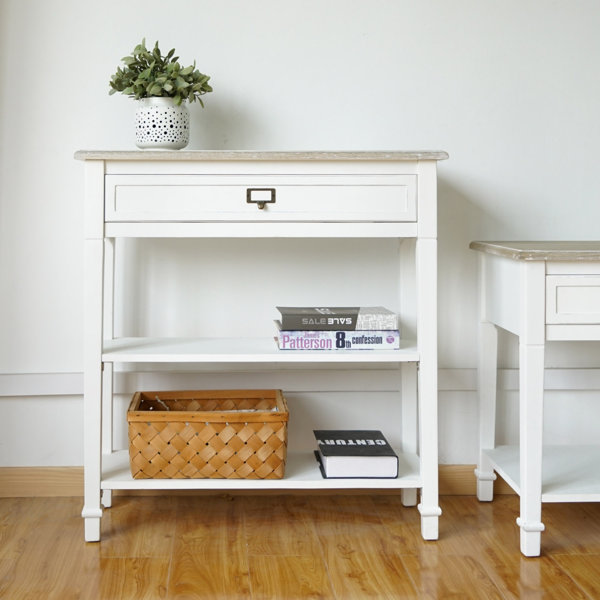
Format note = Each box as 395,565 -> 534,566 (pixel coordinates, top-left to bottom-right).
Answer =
471,241 -> 600,556
76,150 -> 448,543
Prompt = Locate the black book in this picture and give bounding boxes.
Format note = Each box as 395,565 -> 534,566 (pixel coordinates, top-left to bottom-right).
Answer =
276,307 -> 397,331
313,430 -> 399,478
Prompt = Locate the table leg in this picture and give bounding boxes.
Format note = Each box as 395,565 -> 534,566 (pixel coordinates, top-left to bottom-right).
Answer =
476,320 -> 498,501
517,341 -> 545,556
416,238 -> 441,539
82,240 -> 104,542
401,362 -> 418,507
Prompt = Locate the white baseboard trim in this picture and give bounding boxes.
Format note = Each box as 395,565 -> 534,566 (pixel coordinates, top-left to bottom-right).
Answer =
2,368 -> 600,398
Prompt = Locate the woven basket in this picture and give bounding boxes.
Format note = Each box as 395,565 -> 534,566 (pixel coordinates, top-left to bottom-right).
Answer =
127,389 -> 288,479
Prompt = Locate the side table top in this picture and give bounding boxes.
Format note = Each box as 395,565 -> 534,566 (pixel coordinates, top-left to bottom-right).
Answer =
74,150 -> 449,161
469,241 -> 600,261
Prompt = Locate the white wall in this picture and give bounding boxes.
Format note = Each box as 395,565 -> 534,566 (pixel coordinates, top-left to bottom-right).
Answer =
1,0 -> 600,466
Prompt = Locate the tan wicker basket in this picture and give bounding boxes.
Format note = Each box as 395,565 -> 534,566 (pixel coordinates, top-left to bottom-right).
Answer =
127,389 -> 288,479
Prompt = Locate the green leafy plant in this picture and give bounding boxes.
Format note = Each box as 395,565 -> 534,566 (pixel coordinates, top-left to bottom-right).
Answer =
109,39 -> 212,106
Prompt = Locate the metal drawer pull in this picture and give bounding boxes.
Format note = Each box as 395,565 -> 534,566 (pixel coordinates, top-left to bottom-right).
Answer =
246,188 -> 276,209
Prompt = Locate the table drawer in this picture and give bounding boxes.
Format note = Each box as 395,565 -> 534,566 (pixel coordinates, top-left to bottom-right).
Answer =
104,174 -> 416,222
546,275 -> 600,324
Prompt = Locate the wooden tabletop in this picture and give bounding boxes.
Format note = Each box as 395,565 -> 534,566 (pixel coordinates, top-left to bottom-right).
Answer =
74,150 -> 449,161
469,241 -> 600,261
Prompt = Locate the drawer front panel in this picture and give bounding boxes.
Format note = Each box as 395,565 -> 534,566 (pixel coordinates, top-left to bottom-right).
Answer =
546,275 -> 600,324
105,174 -> 416,222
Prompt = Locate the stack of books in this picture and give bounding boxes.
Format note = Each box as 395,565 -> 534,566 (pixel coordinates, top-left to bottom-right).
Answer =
275,306 -> 400,350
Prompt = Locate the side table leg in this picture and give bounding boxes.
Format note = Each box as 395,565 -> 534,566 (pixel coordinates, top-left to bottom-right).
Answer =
101,361 -> 113,512
416,237 -> 441,540
476,321 -> 498,501
82,239 -> 104,542
517,341 -> 545,556
401,362 -> 418,507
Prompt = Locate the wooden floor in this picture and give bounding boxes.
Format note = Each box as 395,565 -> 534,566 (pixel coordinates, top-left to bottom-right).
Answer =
1,494 -> 599,599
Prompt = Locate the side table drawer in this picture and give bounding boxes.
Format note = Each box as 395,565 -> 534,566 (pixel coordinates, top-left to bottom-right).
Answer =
105,174 -> 416,222
546,275 -> 600,324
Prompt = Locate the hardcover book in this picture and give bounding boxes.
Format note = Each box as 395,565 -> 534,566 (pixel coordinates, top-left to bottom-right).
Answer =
313,430 -> 399,478
275,321 -> 400,350
276,306 -> 398,331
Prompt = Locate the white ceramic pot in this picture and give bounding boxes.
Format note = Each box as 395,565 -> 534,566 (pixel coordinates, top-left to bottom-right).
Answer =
135,97 -> 190,150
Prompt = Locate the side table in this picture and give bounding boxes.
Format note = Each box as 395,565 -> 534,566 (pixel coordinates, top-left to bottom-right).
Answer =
75,150 -> 448,542
470,241 -> 600,556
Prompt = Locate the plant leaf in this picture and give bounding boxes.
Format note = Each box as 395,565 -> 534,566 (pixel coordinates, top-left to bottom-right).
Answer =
175,76 -> 189,89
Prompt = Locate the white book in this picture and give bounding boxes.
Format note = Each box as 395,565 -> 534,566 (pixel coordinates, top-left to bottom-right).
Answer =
275,321 -> 400,350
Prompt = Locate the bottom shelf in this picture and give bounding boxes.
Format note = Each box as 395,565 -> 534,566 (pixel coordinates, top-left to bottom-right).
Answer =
102,449 -> 422,491
485,445 -> 600,502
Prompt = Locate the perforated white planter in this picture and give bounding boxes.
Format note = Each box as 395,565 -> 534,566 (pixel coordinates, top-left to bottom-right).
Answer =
135,97 -> 189,150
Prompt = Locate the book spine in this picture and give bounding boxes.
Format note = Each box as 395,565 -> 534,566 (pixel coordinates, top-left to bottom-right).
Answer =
278,307 -> 398,331
279,313 -> 358,331
278,330 -> 400,350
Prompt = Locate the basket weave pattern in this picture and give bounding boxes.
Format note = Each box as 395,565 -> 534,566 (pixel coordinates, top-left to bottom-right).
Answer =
128,391 -> 288,479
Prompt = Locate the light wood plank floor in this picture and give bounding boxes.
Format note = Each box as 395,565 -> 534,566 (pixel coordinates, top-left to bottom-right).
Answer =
1,494 -> 599,599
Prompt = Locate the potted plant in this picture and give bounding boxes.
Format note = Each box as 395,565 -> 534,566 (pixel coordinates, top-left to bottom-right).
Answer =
109,39 -> 213,149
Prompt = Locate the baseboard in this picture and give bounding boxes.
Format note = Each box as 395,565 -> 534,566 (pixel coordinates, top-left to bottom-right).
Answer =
438,464 -> 514,495
0,467 -> 84,497
0,464 -> 515,498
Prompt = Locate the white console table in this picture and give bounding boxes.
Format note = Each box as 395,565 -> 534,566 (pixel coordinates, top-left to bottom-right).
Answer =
76,150 -> 448,542
471,241 -> 600,556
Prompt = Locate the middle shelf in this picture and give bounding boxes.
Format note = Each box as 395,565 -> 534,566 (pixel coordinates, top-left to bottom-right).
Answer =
102,337 -> 419,363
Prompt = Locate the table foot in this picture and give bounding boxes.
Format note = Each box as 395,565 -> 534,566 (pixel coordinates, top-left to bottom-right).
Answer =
418,503 -> 442,540
101,489 -> 112,508
401,488 -> 417,506
517,517 -> 544,556
82,506 -> 102,542
474,468 -> 497,501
